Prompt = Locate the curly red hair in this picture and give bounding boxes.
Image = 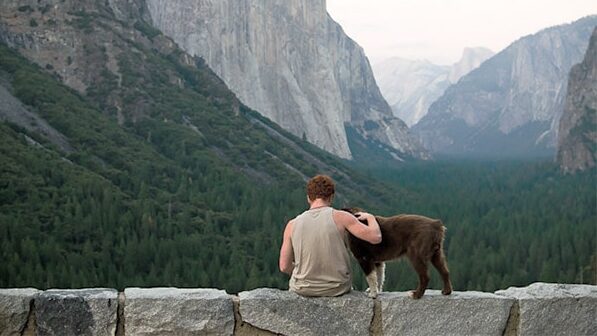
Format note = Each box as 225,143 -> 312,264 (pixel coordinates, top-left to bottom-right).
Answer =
307,175 -> 335,202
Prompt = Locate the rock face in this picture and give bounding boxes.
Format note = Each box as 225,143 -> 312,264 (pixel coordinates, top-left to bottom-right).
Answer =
145,0 -> 426,160
414,16 -> 597,158
373,47 -> 493,127
238,288 -> 373,336
0,83 -> 72,153
380,290 -> 514,336
35,289 -> 118,336
496,283 -> 597,336
448,47 -> 495,84
0,0 -> 150,94
0,288 -> 39,336
557,27 -> 597,173
124,288 -> 234,336
1,284 -> 597,335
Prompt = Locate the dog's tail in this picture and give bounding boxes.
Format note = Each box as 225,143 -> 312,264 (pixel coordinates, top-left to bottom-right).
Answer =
432,220 -> 446,252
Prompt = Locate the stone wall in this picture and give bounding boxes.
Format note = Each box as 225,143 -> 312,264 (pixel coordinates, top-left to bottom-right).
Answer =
1,283 -> 595,336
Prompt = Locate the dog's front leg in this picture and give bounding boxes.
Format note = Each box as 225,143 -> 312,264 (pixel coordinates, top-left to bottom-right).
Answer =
358,259 -> 378,298
365,270 -> 379,298
375,262 -> 385,293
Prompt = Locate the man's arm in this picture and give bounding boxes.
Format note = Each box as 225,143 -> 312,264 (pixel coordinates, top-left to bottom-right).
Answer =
334,210 -> 382,244
279,220 -> 294,274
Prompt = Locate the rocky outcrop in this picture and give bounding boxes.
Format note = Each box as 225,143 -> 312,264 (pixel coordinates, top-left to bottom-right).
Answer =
448,47 -> 495,84
373,48 -> 494,127
0,288 -> 38,336
124,288 -> 234,336
1,283 -> 596,335
496,283 -> 597,336
380,290 -> 514,336
145,0 -> 426,160
556,27 -> 597,173
35,289 -> 118,336
414,16 -> 597,158
0,83 -> 72,153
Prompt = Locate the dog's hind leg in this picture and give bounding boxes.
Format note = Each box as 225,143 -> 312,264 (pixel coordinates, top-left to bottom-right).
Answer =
431,249 -> 452,295
408,255 -> 430,299
375,262 -> 385,293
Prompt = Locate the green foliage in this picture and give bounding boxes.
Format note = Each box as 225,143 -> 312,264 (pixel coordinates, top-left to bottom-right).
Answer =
353,160 -> 597,292
66,11 -> 94,33
1,11 -> 594,296
133,20 -> 161,40
0,41 -> 381,292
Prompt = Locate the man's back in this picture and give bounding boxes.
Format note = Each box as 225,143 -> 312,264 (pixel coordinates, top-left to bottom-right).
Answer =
289,207 -> 352,297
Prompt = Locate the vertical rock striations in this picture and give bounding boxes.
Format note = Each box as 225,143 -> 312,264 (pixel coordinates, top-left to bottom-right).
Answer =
145,0 -> 427,160
557,27 -> 597,173
0,288 -> 39,336
413,16 -> 597,158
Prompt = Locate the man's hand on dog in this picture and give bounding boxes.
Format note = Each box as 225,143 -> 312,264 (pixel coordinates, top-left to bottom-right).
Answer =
355,212 -> 374,221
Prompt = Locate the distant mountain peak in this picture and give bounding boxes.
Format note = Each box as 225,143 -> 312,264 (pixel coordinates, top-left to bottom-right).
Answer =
373,46 -> 493,127
449,47 -> 495,83
413,16 -> 597,158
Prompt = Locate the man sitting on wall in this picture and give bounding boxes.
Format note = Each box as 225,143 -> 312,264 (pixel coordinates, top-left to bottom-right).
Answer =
279,174 -> 382,296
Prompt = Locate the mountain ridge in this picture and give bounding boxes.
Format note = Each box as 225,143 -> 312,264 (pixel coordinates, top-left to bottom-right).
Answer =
145,0 -> 428,160
413,15 -> 597,158
0,0 -> 404,292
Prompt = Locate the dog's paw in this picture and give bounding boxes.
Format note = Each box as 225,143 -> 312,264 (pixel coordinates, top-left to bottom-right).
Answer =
409,290 -> 423,299
367,290 -> 378,299
442,288 -> 452,295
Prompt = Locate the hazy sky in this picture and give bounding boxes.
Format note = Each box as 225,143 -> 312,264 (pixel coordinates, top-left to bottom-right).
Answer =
327,0 -> 597,65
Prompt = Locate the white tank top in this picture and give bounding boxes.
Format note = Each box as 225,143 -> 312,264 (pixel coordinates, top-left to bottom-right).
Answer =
289,207 -> 352,296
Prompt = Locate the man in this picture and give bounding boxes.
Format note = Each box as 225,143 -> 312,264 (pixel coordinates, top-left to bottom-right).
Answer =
279,174 -> 382,296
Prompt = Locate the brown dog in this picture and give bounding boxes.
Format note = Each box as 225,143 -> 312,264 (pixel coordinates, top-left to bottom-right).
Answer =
343,208 -> 453,299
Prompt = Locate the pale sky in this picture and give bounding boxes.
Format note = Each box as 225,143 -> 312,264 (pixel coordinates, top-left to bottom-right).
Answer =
327,0 -> 597,65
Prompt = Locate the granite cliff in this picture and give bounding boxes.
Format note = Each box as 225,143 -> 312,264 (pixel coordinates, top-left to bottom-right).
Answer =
145,0 -> 427,160
557,27 -> 597,173
414,16 -> 597,158
0,0 -> 395,202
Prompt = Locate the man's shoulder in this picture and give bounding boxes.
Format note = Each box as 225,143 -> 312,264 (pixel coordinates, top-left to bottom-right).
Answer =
332,208 -> 350,219
331,208 -> 352,227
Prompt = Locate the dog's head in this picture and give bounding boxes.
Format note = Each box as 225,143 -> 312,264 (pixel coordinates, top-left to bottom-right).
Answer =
340,207 -> 367,224
340,207 -> 362,215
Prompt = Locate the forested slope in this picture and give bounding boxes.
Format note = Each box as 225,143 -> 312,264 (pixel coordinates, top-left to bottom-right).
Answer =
0,39 -> 392,292
0,1 -> 594,294
355,161 -> 596,292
